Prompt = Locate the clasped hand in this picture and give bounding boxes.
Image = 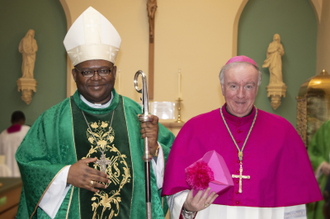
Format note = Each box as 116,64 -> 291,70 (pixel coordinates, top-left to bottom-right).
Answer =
67,158 -> 110,193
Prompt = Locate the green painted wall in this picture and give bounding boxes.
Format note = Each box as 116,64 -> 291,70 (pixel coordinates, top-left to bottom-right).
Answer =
238,0 -> 317,127
0,0 -> 67,131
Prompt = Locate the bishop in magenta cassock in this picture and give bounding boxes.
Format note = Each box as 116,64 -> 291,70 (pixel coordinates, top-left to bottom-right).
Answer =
162,56 -> 322,219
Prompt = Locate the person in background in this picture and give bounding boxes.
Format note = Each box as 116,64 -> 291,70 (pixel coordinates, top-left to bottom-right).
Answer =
0,111 -> 29,177
307,119 -> 330,219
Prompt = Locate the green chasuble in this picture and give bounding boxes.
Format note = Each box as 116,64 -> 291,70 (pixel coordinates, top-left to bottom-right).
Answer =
307,120 -> 330,219
15,89 -> 175,219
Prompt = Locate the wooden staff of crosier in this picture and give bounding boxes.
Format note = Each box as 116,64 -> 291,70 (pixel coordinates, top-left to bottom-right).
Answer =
134,70 -> 152,219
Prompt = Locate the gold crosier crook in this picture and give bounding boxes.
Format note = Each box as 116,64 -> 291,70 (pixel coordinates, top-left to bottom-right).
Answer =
134,70 -> 153,219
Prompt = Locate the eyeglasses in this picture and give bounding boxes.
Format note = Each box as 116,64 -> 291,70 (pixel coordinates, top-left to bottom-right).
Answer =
75,67 -> 113,78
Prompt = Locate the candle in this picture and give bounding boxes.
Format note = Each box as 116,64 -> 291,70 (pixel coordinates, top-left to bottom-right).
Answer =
178,69 -> 182,99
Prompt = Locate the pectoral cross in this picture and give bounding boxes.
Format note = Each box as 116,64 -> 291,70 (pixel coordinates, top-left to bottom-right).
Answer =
232,162 -> 250,193
96,152 -> 111,173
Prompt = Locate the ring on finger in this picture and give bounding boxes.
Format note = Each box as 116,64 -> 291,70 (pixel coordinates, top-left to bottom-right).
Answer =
90,180 -> 94,187
204,203 -> 210,208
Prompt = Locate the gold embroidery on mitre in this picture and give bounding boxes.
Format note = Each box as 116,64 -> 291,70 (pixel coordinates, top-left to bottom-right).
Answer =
82,120 -> 131,219
67,44 -> 119,66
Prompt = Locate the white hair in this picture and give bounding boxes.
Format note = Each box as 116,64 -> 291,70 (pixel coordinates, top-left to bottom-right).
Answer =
219,62 -> 262,86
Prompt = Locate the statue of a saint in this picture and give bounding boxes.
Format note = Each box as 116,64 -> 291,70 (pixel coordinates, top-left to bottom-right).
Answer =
262,34 -> 285,85
147,0 -> 157,39
19,29 -> 38,79
17,29 -> 38,105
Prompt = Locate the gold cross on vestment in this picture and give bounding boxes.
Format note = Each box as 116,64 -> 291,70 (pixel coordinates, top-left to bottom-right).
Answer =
96,152 -> 111,173
232,162 -> 250,193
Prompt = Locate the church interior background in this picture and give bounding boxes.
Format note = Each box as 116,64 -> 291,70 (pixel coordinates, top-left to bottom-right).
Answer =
0,0 -> 327,135
0,0 -> 329,218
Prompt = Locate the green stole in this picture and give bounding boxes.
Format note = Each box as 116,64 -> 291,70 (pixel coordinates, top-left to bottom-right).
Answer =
71,96 -> 133,219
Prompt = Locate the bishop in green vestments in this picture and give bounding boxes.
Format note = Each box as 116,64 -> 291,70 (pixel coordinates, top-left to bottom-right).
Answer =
15,7 -> 175,219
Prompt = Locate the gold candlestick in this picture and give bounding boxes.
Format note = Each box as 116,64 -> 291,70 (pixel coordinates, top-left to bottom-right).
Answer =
176,98 -> 184,123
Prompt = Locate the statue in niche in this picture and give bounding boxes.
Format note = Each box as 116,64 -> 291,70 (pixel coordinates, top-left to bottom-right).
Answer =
262,34 -> 286,110
19,29 -> 38,78
17,29 -> 38,105
262,33 -> 285,85
147,0 -> 157,39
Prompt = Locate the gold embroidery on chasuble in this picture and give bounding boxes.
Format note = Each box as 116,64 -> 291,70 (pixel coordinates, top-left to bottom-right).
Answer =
82,120 -> 131,219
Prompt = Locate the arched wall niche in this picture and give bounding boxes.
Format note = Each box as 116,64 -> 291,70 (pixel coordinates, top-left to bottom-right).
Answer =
309,0 -> 322,23
232,0 -> 320,57
237,0 -> 318,126
232,0 -> 249,56
60,0 -> 76,97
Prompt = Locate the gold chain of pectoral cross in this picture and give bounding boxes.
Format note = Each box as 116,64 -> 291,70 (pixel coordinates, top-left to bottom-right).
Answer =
220,107 -> 258,193
81,110 -> 115,173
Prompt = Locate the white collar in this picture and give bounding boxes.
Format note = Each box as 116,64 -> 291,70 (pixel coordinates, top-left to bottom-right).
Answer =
80,92 -> 113,109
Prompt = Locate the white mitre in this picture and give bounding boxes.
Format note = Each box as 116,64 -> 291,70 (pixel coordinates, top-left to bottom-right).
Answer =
63,6 -> 121,66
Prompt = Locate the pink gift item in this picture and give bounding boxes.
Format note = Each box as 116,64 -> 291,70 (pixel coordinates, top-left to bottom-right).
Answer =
185,150 -> 234,196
